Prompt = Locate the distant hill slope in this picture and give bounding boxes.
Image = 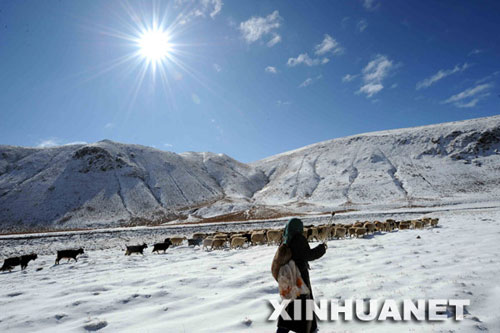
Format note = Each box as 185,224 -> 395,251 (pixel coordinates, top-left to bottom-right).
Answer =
251,115 -> 500,209
1,115 -> 499,231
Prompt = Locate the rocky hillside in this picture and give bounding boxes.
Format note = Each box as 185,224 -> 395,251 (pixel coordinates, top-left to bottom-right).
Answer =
1,115 -> 499,231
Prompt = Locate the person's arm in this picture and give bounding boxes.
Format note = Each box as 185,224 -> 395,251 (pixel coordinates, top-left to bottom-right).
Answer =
292,235 -> 326,262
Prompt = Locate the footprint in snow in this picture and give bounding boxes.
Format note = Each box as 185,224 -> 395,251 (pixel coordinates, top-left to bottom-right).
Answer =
7,292 -> 22,297
54,314 -> 67,321
83,320 -> 108,331
242,317 -> 252,327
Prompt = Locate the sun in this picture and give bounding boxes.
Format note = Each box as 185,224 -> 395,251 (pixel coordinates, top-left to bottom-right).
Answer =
137,29 -> 171,62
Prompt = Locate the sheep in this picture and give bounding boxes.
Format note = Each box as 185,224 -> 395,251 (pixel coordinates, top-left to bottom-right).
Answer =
1,254 -> 38,272
317,226 -> 331,242
334,227 -> 347,239
241,233 -> 252,243
385,221 -> 395,231
266,230 -> 283,245
214,234 -> 228,241
306,227 -> 319,242
211,238 -> 226,250
348,226 -> 357,238
170,237 -> 186,246
125,244 -> 147,256
355,227 -> 367,238
230,233 -> 243,239
56,248 -> 84,264
374,221 -> 385,231
430,218 -> 439,227
364,222 -> 376,234
203,237 -> 214,251
250,231 -> 266,245
152,239 -> 172,253
187,238 -> 203,246
192,232 -> 207,239
411,220 -> 423,229
230,237 -> 247,249
328,224 -> 337,239
353,221 -> 364,228
399,221 -> 411,230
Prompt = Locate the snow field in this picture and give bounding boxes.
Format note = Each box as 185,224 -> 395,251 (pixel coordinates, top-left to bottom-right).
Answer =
0,207 -> 499,332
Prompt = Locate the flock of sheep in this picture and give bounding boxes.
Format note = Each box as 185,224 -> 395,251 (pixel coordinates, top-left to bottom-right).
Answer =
0,217 -> 439,271
193,217 -> 439,251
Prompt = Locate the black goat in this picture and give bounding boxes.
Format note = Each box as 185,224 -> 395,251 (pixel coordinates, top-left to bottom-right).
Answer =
55,248 -> 84,265
187,238 -> 203,246
1,254 -> 38,271
125,243 -> 148,255
152,239 -> 172,253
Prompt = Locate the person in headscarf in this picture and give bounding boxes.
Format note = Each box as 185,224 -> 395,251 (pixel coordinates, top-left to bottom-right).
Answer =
277,218 -> 327,333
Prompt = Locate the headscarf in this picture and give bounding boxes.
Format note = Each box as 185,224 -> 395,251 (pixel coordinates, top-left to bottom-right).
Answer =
283,218 -> 304,245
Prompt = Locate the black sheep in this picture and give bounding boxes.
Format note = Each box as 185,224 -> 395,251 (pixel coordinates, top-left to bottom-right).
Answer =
125,243 -> 148,255
55,248 -> 84,265
187,238 -> 202,246
242,233 -> 252,243
152,239 -> 172,253
1,254 -> 38,271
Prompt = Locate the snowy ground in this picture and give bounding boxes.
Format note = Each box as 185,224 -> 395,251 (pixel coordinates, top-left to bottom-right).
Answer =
1,206 -> 499,332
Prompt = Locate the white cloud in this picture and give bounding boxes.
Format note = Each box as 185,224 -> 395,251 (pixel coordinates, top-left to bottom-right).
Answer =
176,0 -> 223,24
265,66 -> 278,74
287,54 -> 328,67
476,70 -> 500,84
267,33 -> 281,47
104,122 -> 114,129
65,141 -> 87,146
299,75 -> 322,88
213,63 -> 222,72
299,78 -> 313,88
341,17 -> 350,29
314,34 -> 342,55
36,139 -> 86,148
455,99 -> 480,108
205,0 -> 223,18
239,10 -> 282,44
357,19 -> 368,32
358,83 -> 383,97
37,139 -> 59,148
164,143 -> 174,148
468,48 -> 484,56
358,55 -> 394,98
416,63 -> 469,90
363,0 -> 379,11
443,83 -> 492,108
288,35 -> 342,67
287,53 -> 320,67
277,100 -> 292,106
342,74 -> 358,82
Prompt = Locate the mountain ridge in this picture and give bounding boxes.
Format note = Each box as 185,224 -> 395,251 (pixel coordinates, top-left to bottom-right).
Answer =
1,115 -> 499,231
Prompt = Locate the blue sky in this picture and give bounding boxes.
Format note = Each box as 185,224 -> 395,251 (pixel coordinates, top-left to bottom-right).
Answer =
1,0 -> 499,162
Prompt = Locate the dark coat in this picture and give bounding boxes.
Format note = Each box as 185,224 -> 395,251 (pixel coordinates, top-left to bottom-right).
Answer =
1,254 -> 37,271
277,234 -> 326,333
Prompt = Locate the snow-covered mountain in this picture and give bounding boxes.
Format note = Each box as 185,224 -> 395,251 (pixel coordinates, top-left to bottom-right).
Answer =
252,115 -> 500,209
1,115 -> 499,231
